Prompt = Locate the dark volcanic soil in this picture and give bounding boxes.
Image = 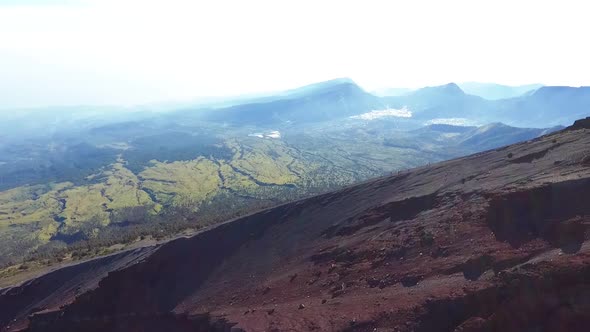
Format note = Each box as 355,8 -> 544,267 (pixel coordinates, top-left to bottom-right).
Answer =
2,122 -> 590,332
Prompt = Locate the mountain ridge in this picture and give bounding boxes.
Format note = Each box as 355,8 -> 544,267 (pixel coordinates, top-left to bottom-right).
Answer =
197,79 -> 382,125
458,82 -> 543,100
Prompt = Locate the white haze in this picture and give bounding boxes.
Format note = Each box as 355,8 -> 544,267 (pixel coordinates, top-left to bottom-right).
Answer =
0,0 -> 589,109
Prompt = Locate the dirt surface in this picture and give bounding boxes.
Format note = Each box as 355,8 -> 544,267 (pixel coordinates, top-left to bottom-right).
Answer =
2,123 -> 590,332
0,229 -> 200,289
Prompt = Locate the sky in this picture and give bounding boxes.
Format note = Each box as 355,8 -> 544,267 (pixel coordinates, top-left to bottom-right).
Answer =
1,0 -> 589,108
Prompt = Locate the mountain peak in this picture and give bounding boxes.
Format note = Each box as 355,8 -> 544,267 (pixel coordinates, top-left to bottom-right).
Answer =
325,77 -> 356,85
474,122 -> 510,133
307,77 -> 357,88
458,82 -> 544,100
411,82 -> 465,98
283,78 -> 361,97
440,82 -> 465,94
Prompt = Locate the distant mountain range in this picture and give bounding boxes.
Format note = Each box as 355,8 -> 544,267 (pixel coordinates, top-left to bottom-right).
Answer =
191,79 -> 589,128
372,82 -> 543,100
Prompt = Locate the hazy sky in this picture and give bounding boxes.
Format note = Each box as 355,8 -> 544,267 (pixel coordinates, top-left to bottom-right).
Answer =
1,0 -> 589,108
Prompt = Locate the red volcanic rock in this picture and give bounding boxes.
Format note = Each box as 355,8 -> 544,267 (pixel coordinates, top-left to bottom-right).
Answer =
2,125 -> 590,331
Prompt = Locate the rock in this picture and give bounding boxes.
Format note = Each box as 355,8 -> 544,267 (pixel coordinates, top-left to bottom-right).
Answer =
298,304 -> 305,309
462,255 -> 493,281
567,117 -> 590,131
400,275 -> 422,287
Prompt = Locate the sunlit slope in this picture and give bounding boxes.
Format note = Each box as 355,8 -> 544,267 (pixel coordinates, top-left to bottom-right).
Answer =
0,139 -> 317,262
0,120 -> 560,265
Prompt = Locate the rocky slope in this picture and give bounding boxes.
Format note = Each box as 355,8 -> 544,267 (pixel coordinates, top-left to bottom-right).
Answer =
2,118 -> 590,332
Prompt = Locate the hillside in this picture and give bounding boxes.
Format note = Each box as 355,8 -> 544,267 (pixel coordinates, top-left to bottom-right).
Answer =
382,83 -> 487,119
197,79 -> 384,125
2,118 -> 590,332
495,86 -> 590,127
456,123 -> 564,151
381,83 -> 590,128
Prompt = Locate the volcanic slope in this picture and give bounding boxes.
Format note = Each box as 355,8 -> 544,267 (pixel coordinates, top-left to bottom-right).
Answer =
2,118 -> 590,332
